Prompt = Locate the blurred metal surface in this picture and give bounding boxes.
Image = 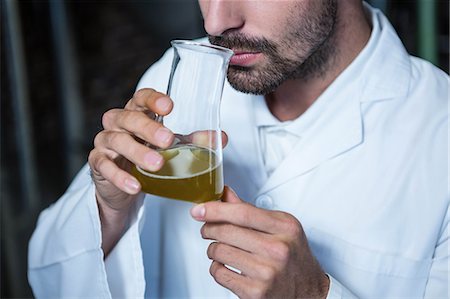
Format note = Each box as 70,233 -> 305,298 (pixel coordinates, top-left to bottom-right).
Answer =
49,0 -> 86,181
370,0 -> 388,13
417,0 -> 438,65
2,0 -> 40,296
3,0 -> 39,213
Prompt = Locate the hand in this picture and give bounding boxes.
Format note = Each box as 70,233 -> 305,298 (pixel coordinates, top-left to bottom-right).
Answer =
190,187 -> 330,299
88,88 -> 174,255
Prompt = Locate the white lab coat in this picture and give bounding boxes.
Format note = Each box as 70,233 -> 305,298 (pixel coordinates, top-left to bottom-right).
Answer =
29,5 -> 449,298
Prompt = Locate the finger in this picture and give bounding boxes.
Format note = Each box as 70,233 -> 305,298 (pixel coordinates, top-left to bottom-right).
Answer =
185,130 -> 229,149
207,242 -> 273,281
94,131 -> 163,172
201,222 -> 271,255
126,88 -> 173,116
209,260 -> 253,299
102,109 -> 174,148
88,149 -> 141,194
190,186 -> 241,218
221,186 -> 242,204
222,131 -> 229,148
191,201 -> 288,234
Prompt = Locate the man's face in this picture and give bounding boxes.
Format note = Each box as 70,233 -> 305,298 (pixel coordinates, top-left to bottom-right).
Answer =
199,0 -> 338,95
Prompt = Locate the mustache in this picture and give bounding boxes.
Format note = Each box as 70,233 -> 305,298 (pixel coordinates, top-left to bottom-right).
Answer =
208,33 -> 277,54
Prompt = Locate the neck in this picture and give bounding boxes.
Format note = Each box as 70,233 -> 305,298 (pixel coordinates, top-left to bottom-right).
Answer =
265,2 -> 372,122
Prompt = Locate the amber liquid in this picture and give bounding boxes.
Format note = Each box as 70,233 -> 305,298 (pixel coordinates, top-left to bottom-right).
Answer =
131,145 -> 223,203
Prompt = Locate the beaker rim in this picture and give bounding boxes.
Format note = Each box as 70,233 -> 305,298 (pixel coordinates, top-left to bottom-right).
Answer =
171,39 -> 234,56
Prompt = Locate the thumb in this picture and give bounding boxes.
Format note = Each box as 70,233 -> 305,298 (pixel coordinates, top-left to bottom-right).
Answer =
221,186 -> 242,203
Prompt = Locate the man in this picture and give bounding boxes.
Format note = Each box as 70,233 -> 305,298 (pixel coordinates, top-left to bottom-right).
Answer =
29,1 -> 448,298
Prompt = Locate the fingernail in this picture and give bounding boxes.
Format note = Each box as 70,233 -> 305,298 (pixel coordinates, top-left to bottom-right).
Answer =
190,204 -> 206,220
155,127 -> 173,146
155,97 -> 171,112
125,178 -> 140,193
144,151 -> 163,170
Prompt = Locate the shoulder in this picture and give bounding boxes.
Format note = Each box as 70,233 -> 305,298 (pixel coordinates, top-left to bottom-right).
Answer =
401,57 -> 449,136
361,55 -> 447,165
407,57 -> 449,107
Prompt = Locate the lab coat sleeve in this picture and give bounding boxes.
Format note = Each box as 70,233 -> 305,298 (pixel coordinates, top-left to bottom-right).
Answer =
28,165 -> 110,297
27,165 -> 146,298
423,201 -> 449,298
28,47 -> 175,298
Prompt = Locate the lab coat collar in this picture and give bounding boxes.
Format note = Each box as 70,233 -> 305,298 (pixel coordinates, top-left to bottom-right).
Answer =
359,5 -> 411,102
253,5 -> 412,196
222,5 -> 412,197
255,78 -> 364,196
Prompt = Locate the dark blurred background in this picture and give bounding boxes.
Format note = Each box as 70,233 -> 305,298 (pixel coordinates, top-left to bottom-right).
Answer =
1,0 -> 448,297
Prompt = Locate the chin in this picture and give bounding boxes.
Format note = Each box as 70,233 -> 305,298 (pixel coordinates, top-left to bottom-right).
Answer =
227,69 -> 282,95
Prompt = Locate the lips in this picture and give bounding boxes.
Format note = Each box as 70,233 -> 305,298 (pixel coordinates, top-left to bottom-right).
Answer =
229,51 -> 262,67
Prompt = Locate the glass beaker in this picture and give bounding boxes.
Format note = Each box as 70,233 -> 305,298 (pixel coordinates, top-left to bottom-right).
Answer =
132,40 -> 233,203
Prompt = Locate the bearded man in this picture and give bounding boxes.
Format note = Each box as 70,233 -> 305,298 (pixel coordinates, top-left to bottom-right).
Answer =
29,1 -> 448,298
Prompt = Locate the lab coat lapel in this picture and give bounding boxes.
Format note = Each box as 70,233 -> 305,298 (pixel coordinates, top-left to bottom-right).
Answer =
222,7 -> 411,198
255,8 -> 411,197
256,86 -> 364,196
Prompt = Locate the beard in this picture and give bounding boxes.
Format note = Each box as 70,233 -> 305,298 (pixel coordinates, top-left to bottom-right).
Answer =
209,0 -> 338,95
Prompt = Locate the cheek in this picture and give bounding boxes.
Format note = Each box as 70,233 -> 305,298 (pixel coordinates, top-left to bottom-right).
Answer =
247,3 -> 303,41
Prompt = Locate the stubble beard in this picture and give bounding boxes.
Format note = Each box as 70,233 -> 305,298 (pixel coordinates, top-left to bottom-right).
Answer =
209,0 -> 338,95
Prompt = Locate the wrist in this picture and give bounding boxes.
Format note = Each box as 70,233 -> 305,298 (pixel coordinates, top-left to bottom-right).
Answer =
96,192 -> 133,256
96,194 -> 131,225
303,266 -> 330,299
318,273 -> 330,299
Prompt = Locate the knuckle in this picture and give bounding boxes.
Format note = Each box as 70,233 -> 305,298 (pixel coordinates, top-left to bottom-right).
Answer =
214,224 -> 234,241
239,205 -> 252,226
207,242 -> 218,259
95,155 -> 108,169
286,220 -> 302,237
110,168 -> 123,184
93,132 -> 103,148
200,224 -> 208,238
143,121 -> 160,137
120,110 -> 134,125
134,88 -> 154,99
275,242 -> 290,262
91,154 -> 107,174
105,131 -> 121,148
212,224 -> 224,238
202,223 -> 232,241
278,212 -> 303,237
101,109 -> 117,129
249,285 -> 266,299
258,264 -> 276,282
124,98 -> 134,109
93,130 -> 113,149
267,240 -> 290,263
126,144 -> 140,161
88,149 -> 98,168
213,267 -> 228,283
209,261 -> 221,278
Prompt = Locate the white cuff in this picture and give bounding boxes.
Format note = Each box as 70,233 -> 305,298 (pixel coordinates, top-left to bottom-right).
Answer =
326,274 -> 358,299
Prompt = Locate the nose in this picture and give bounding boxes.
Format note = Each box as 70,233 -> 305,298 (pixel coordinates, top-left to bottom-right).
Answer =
201,0 -> 244,36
